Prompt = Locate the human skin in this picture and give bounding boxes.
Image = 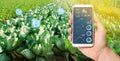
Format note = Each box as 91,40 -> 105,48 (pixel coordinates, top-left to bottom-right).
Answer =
68,13 -> 120,61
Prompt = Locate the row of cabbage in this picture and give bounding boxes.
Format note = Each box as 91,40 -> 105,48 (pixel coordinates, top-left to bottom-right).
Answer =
0,2 -> 89,61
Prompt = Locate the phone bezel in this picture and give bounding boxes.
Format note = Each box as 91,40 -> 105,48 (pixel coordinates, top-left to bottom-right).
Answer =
72,4 -> 94,47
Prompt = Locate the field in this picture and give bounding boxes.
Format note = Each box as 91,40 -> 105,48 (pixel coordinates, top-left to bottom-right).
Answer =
0,0 -> 54,22
0,0 -> 120,61
0,0 -> 83,61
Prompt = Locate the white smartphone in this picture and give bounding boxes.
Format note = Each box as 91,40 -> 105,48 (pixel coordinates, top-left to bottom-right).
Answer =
72,5 -> 94,47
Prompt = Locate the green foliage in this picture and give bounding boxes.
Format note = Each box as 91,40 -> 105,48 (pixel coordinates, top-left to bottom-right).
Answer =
0,53 -> 8,61
0,2 -> 87,61
1,0 -> 120,61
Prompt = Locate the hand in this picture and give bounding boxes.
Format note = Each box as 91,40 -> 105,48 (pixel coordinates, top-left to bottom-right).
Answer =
68,13 -> 108,60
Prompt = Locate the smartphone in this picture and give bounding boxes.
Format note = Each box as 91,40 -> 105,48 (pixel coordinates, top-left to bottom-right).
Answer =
72,5 -> 94,47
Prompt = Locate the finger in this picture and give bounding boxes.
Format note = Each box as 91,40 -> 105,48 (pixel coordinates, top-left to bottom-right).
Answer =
93,13 -> 105,31
69,20 -> 72,25
68,28 -> 72,34
69,14 -> 73,25
68,36 -> 72,41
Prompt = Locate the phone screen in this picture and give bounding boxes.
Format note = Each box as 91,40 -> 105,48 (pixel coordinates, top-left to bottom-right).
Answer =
73,5 -> 93,45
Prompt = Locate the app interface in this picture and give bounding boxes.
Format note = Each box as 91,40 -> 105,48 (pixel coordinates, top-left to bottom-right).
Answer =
73,7 -> 93,44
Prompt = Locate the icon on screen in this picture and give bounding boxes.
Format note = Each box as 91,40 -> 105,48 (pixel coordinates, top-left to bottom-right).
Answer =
82,9 -> 87,13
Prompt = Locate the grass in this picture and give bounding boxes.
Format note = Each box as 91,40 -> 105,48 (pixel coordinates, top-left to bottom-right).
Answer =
0,0 -> 54,22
